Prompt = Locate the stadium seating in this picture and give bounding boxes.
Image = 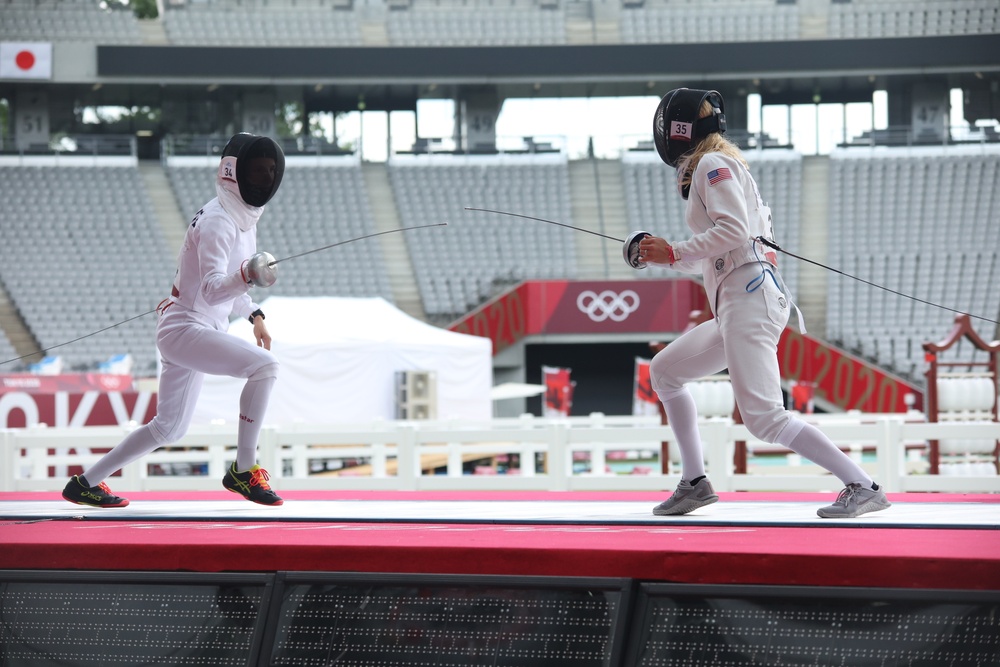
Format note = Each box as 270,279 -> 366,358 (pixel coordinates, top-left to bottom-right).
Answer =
386,1 -> 567,46
9,0 -> 995,48
0,165 -> 173,372
166,158 -> 393,304
620,0 -> 798,44
3,142 -> 997,378
162,4 -> 363,47
0,331 -> 17,369
0,0 -> 142,44
0,158 -> 392,372
388,154 -> 576,320
828,0 -> 1000,39
826,145 -> 1000,378
620,149 -> 802,299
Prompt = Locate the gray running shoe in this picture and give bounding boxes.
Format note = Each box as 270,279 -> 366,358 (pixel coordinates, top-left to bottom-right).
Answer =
817,483 -> 891,518
653,478 -> 719,516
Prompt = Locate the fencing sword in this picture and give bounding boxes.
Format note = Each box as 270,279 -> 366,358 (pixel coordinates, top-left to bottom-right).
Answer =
465,206 -> 647,268
0,223 -> 449,368
268,223 -> 447,266
755,236 -> 999,326
464,207 -> 624,243
467,206 -> 999,326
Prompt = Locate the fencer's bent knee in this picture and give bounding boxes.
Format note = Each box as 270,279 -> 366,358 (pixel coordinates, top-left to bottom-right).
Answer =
649,354 -> 684,397
657,386 -> 690,404
149,416 -> 190,445
248,361 -> 279,382
741,410 -> 793,444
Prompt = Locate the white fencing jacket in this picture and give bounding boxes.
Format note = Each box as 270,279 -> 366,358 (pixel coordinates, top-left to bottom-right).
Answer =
168,168 -> 264,329
665,152 -> 777,316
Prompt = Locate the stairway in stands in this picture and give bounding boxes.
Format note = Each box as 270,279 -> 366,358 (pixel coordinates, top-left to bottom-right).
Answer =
569,157 -> 633,280
364,163 -> 426,320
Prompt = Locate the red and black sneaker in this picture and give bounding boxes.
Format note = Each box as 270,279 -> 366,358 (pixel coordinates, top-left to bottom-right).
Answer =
62,475 -> 130,508
223,463 -> 283,506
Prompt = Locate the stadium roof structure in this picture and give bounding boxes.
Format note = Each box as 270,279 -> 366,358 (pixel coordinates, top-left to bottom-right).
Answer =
0,33 -> 988,115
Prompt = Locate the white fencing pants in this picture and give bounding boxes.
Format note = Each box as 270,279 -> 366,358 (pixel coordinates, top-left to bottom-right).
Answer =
649,263 -> 872,486
83,309 -> 278,485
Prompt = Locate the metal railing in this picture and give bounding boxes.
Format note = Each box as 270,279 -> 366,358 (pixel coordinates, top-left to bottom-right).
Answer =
3,413 -> 998,494
0,135 -> 137,162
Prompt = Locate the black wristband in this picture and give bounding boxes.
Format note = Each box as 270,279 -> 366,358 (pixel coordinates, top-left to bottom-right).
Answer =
249,309 -> 265,324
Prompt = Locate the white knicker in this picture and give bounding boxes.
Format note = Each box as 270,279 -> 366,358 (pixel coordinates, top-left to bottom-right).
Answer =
149,307 -> 278,443
650,262 -> 794,443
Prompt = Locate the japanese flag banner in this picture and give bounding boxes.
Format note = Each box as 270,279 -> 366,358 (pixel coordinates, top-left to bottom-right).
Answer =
632,356 -> 660,417
542,366 -> 574,418
0,42 -> 53,80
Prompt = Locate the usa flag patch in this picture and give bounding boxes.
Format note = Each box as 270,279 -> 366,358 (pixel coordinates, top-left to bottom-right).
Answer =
707,167 -> 732,185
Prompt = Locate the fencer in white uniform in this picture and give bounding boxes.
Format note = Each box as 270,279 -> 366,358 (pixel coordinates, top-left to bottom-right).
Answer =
628,89 -> 891,519
62,132 -> 285,507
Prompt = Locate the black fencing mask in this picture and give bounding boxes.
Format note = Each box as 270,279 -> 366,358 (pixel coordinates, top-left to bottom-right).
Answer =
653,88 -> 727,168
221,132 -> 285,207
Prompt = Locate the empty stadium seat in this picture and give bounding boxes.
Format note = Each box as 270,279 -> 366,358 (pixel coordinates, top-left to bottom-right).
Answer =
166,157 -> 393,304
162,5 -> 363,47
386,3 -> 567,46
620,149 -> 802,297
826,145 -> 1000,377
828,0 -> 1000,39
0,164 -> 173,372
388,154 -> 577,319
0,0 -> 142,44
620,0 -> 798,44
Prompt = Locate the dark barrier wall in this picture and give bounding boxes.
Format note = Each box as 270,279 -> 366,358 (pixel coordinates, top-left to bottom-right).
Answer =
98,36 -> 1000,83
2,571 -> 998,666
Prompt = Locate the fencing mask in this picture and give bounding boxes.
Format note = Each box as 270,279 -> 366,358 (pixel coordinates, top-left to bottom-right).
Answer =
653,88 -> 727,168
220,132 -> 285,207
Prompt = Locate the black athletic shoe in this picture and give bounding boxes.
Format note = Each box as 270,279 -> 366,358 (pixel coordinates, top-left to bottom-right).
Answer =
62,475 -> 130,508
223,463 -> 283,506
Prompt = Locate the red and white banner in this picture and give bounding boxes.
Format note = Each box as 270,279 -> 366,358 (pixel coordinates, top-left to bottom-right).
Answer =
0,390 -> 157,429
2,373 -> 134,394
542,366 -> 574,418
632,357 -> 660,417
451,279 -> 709,355
0,42 -> 53,80
1,375 -> 153,429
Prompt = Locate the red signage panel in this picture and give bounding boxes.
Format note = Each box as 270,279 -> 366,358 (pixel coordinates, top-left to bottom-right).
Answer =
1,373 -> 135,394
0,390 -> 157,428
778,328 -> 921,413
451,279 -> 708,354
452,280 -> 921,414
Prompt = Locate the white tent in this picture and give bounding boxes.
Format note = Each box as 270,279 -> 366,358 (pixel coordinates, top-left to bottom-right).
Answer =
489,383 -> 546,401
189,296 -> 493,425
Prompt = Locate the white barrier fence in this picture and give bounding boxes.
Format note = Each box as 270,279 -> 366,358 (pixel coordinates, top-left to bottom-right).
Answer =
2,414 -> 998,494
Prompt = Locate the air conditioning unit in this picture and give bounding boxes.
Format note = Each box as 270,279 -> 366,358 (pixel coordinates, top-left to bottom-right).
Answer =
395,370 -> 438,420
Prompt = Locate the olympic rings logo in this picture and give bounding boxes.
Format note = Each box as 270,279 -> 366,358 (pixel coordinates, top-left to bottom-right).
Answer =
576,289 -> 640,322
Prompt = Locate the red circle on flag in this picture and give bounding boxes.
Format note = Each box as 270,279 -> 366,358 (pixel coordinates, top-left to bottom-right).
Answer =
15,50 -> 36,71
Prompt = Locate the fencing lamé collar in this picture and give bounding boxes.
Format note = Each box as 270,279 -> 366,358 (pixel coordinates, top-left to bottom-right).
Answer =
653,88 -> 727,168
